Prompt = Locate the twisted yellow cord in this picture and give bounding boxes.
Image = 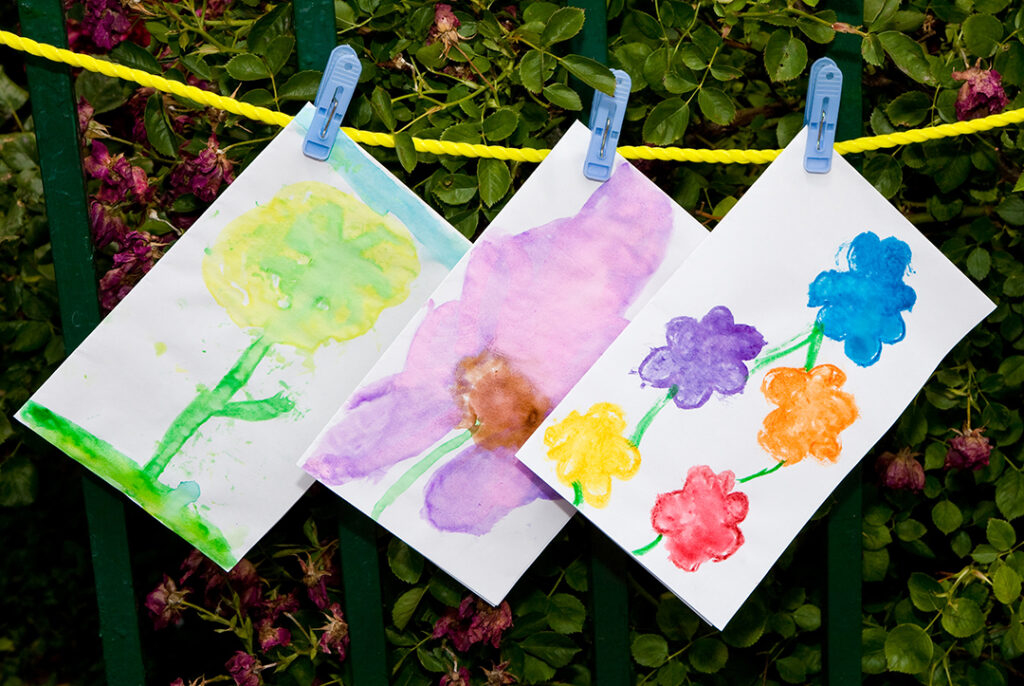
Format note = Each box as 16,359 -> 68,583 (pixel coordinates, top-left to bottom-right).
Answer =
3,28 -> 1022,163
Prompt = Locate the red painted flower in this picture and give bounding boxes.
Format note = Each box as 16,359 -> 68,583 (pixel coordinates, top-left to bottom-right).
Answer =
944,424 -> 991,471
651,466 -> 749,572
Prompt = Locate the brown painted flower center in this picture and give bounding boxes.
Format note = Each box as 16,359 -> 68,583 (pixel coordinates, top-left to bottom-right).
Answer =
453,351 -> 550,450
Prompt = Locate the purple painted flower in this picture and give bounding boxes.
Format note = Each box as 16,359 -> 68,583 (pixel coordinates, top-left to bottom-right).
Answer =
145,574 -> 189,629
432,596 -> 513,651
168,135 -> 235,202
638,306 -> 765,409
303,163 -> 676,534
952,67 -> 1008,121
225,652 -> 261,686
944,424 -> 991,471
875,448 -> 924,492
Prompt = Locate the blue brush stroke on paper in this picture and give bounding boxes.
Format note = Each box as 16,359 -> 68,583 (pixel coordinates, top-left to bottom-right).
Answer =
808,231 -> 916,367
294,105 -> 468,268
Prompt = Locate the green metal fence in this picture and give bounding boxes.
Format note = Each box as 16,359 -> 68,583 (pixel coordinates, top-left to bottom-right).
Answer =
16,0 -> 864,682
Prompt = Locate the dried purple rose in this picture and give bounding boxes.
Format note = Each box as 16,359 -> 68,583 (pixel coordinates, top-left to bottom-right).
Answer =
428,4 -> 461,56
441,666 -> 471,686
317,602 -> 350,659
944,424 -> 992,471
83,141 -> 152,204
168,135 -> 235,202
225,652 -> 261,686
952,67 -> 1008,121
875,448 -> 925,492
638,306 -> 766,409
256,618 -> 291,652
145,574 -> 189,630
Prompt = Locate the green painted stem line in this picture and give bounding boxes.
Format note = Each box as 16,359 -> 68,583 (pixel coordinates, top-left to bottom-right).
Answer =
804,323 -> 825,371
370,430 -> 473,520
572,481 -> 584,506
632,534 -> 662,556
748,324 -> 817,377
629,386 -> 678,448
737,460 -> 785,483
144,336 -> 274,478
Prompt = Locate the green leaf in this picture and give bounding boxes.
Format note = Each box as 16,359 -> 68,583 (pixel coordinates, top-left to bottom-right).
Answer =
655,661 -> 688,686
966,247 -> 992,281
249,3 -> 293,55
642,98 -> 689,145
520,50 -> 546,93
885,92 -> 931,127
996,470 -> 1024,520
521,654 -> 556,683
993,564 -> 1022,605
477,158 -> 512,207
895,519 -> 927,541
547,593 -> 585,634
987,518 -> 1016,551
391,586 -> 426,631
110,42 -> 161,75
144,93 -> 177,158
908,572 -> 944,611
998,356 -> 1024,387
394,132 -> 417,173
562,55 -> 615,95
863,548 -> 890,582
264,35 -> 295,75
942,597 -> 985,638
721,598 -> 767,647
688,637 -> 727,673
278,71 -> 322,102
0,455 -> 38,507
878,31 -> 935,85
631,633 -> 669,667
861,34 -> 885,67
932,500 -> 963,534
483,108 -> 519,141
885,624 -> 933,673
776,656 -> 807,684
862,627 -> 888,674
996,196 -> 1024,225
225,54 -> 272,81
656,597 -> 699,640
387,538 -> 424,584
963,13 -> 1003,58
370,87 -> 396,130
1005,273 -> 1024,298
11,321 -> 50,352
764,30 -> 808,82
793,604 -> 821,631
0,66 -> 29,118
76,71 -> 132,114
540,7 -> 585,46
432,173 -> 477,205
543,83 -> 582,110
697,88 -> 735,125
519,632 -> 580,667
863,154 -> 902,199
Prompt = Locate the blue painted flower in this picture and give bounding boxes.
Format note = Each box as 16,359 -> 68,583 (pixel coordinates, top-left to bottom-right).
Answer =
638,306 -> 766,409
808,232 -> 916,367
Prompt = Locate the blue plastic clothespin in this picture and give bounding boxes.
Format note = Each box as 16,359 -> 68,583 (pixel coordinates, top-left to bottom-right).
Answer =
802,57 -> 843,174
583,69 -> 631,182
303,45 -> 362,161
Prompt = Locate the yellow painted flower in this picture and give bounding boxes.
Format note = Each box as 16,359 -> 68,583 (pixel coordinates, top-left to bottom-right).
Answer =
544,402 -> 641,508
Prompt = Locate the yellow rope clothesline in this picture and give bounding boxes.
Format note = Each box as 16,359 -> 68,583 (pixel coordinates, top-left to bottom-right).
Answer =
4,29 -> 1024,163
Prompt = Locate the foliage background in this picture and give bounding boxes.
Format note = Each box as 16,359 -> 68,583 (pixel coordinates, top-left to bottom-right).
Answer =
1,0 -> 1023,684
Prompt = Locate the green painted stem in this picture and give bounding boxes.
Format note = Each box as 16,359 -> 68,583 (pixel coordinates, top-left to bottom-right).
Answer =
629,386 -> 678,448
370,430 -> 473,520
748,324 -> 817,377
572,481 -> 584,506
144,336 -> 274,478
804,323 -> 825,370
737,460 -> 785,483
632,534 -> 662,556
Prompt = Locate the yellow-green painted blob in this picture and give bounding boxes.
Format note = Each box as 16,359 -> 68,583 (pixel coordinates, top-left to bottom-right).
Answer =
154,341 -> 167,356
202,181 -> 420,352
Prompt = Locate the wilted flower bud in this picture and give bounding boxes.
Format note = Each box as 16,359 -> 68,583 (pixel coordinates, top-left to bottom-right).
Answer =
944,424 -> 991,471
875,448 -> 925,492
951,67 -> 1008,121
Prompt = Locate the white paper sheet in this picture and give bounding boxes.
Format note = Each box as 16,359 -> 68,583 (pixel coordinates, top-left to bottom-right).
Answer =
18,104 -> 470,569
517,129 -> 995,629
300,121 -> 709,604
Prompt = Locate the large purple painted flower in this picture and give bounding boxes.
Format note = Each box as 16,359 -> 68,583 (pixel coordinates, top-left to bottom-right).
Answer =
303,163 -> 675,535
638,306 -> 766,409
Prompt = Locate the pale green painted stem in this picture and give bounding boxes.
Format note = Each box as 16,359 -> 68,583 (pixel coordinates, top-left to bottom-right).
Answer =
632,534 -> 663,556
738,460 -> 785,483
370,430 -> 474,520
629,386 -> 679,448
144,336 -> 273,478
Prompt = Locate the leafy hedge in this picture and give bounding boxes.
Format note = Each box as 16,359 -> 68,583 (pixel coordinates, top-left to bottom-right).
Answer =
2,0 -> 1023,684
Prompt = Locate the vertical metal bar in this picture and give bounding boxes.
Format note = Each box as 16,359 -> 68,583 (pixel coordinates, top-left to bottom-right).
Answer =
291,2 -> 388,683
17,1 -> 146,684
825,0 -> 864,682
565,2 -> 632,682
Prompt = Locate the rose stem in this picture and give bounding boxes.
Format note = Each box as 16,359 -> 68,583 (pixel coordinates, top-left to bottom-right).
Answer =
629,385 -> 679,448
632,534 -> 663,556
370,430 -> 474,520
737,460 -> 784,483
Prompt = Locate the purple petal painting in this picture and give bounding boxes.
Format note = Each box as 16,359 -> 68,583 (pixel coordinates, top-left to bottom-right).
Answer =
299,121 -> 709,604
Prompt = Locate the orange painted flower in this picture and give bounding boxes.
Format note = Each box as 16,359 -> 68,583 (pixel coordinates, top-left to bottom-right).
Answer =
758,364 -> 858,465
544,402 -> 641,507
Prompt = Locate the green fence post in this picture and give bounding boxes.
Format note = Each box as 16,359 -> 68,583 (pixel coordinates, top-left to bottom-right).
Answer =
566,2 -> 632,683
825,0 -> 864,682
17,1 -> 147,684
292,2 -> 389,683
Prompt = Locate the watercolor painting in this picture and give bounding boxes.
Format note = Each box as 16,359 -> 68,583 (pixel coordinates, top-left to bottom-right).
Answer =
19,104 -> 470,569
516,129 -> 994,629
300,120 -> 709,604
